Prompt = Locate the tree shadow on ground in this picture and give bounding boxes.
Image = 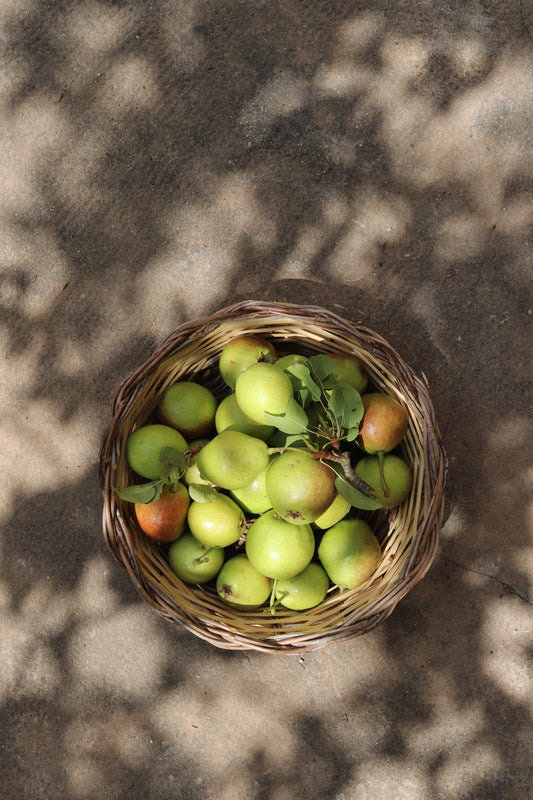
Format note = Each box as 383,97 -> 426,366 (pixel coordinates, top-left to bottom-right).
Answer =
1,1 -> 532,798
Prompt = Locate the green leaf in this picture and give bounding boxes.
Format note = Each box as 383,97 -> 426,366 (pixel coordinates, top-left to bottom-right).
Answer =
308,354 -> 336,382
285,363 -> 322,402
115,480 -> 164,504
322,373 -> 338,391
295,387 -> 310,408
328,384 -> 346,426
340,384 -> 364,429
345,427 -> 359,442
159,446 -> 187,484
188,484 -> 218,503
266,430 -> 307,448
324,461 -> 383,510
328,383 -> 363,432
264,397 -> 309,434
333,473 -> 382,510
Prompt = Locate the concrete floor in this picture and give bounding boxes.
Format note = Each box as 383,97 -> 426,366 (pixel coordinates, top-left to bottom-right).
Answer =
1,1 -> 532,798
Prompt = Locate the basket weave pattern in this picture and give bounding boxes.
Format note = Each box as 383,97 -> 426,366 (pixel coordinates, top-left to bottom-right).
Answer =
98,301 -> 447,653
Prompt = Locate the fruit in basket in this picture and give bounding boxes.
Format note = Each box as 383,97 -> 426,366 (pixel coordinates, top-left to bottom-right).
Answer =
318,519 -> 381,592
168,531 -> 225,583
134,482 -> 190,542
196,430 -> 269,490
187,493 -> 246,548
355,453 -> 413,508
229,463 -> 273,515
314,491 -> 351,529
216,554 -> 272,609
275,562 -> 330,610
275,353 -> 308,370
235,362 -> 294,424
329,353 -> 368,393
183,439 -> 213,486
215,393 -> 275,441
245,510 -> 315,580
126,424 -> 188,480
265,450 -> 337,525
158,381 -> 217,439
219,335 -> 278,388
357,393 -> 408,454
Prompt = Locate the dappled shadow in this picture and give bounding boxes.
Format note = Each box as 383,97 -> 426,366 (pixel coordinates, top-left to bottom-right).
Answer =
1,0 -> 532,798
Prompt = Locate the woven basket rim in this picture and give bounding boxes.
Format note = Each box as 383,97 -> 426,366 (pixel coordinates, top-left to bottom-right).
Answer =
98,300 -> 447,653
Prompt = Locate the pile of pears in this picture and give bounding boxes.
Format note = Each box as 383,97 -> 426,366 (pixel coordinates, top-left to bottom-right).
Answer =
116,334 -> 412,613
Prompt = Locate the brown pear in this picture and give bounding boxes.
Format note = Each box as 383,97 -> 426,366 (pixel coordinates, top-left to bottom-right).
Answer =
357,393 -> 408,454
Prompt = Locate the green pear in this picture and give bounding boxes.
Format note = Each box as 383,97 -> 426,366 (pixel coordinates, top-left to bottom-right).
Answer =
265,450 -> 337,525
235,362 -> 293,424
126,424 -> 188,480
354,454 -> 412,508
168,531 -> 225,584
275,562 -> 330,610
313,491 -> 351,529
245,510 -> 315,580
187,493 -> 246,548
329,353 -> 368,393
318,519 -> 381,591
219,335 -> 278,389
215,393 -> 275,441
158,381 -> 217,439
230,462 -> 273,514
183,439 -> 213,486
216,555 -> 272,609
275,353 -> 309,370
196,430 -> 269,490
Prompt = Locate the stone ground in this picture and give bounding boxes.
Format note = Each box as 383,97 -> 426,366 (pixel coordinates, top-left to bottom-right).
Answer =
1,1 -> 532,798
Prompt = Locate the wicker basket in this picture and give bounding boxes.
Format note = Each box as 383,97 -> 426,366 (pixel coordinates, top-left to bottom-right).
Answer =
98,301 -> 447,653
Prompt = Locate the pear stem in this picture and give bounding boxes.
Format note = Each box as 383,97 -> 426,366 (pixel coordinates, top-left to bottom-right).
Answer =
269,579 -> 279,615
193,546 -> 216,564
378,450 -> 389,498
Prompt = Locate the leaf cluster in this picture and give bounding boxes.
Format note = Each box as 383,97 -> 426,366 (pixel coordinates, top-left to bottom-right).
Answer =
266,355 -> 363,440
115,446 -> 188,504
266,355 -> 377,509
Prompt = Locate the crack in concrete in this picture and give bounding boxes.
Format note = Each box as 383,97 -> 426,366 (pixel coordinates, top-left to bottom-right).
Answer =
438,551 -> 532,605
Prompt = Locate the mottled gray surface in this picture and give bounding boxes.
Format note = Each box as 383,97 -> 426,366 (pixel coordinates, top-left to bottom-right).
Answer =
1,1 -> 532,798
